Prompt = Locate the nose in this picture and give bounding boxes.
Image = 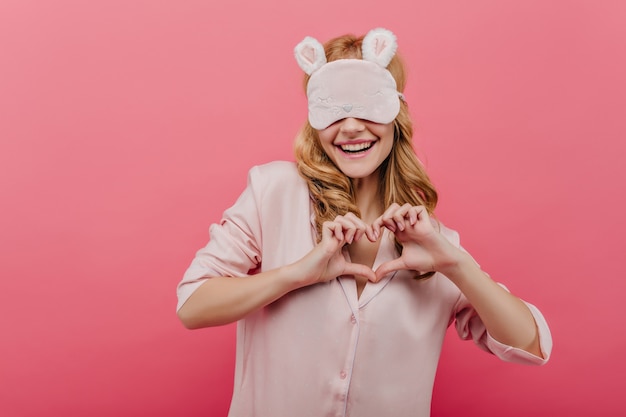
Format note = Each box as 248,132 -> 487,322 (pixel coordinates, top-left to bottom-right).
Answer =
338,117 -> 366,134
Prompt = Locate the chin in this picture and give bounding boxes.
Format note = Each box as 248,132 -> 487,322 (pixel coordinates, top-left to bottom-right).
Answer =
340,168 -> 378,180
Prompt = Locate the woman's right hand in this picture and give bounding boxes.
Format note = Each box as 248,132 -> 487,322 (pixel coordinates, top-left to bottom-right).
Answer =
293,212 -> 377,286
178,213 -> 378,328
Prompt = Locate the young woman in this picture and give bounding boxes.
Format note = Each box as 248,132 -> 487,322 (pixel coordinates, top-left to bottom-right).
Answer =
176,28 -> 552,417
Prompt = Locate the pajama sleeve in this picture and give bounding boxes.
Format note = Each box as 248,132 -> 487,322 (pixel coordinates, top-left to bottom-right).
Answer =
453,285 -> 553,365
176,167 -> 263,312
439,224 -> 553,365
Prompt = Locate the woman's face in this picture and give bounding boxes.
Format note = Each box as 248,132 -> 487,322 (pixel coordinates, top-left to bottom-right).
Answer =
317,117 -> 394,180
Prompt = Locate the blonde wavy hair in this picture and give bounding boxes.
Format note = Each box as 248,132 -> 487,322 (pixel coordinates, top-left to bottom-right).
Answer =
294,32 -> 438,275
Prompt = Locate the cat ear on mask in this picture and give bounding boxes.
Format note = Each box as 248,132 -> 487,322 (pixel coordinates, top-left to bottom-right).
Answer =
294,36 -> 327,75
362,28 -> 398,68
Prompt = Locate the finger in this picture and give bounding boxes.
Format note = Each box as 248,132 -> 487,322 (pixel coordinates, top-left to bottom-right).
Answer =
321,221 -> 342,245
321,221 -> 335,240
343,212 -> 367,228
355,225 -> 378,242
379,213 -> 397,232
342,263 -> 376,282
333,222 -> 344,241
343,211 -> 366,225
343,212 -> 370,241
411,206 -> 436,235
408,206 -> 419,226
380,203 -> 404,232
333,216 -> 357,243
374,258 -> 408,281
393,217 -> 405,232
364,223 -> 377,242
371,217 -> 383,239
333,215 -> 362,244
322,221 -> 344,242
413,205 -> 428,223
392,204 -> 412,231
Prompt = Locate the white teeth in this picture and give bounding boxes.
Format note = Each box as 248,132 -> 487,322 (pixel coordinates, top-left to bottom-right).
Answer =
340,142 -> 372,152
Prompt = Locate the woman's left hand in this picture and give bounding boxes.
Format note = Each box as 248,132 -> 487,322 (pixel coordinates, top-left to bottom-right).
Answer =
371,203 -> 461,282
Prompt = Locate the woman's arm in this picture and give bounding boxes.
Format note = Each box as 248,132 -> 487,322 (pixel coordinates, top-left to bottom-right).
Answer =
373,203 -> 543,357
177,267 -> 301,329
178,213 -> 377,329
438,252 -> 542,357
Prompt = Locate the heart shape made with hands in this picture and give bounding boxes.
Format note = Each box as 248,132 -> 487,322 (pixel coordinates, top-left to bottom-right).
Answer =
323,204 -> 452,283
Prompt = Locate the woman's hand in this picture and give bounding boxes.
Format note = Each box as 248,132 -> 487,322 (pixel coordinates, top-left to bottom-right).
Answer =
294,212 -> 378,287
369,205 -> 546,358
372,203 -> 462,282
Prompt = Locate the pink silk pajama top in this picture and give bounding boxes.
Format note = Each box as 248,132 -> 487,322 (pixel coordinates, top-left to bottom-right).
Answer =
176,161 -> 552,417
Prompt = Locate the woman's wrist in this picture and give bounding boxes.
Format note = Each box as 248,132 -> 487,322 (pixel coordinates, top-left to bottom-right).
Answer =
276,260 -> 316,292
436,249 -> 480,283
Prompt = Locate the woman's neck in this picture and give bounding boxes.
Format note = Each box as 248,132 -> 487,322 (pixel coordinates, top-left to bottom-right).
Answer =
352,173 -> 383,223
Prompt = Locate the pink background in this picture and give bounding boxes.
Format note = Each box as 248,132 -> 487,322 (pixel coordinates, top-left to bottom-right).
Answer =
1,1 -> 625,416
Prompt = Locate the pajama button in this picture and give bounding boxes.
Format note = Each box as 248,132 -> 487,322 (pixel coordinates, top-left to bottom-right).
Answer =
350,314 -> 356,324
340,371 -> 347,379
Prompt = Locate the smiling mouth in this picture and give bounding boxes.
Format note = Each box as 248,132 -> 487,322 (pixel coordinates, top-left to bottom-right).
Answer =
339,142 -> 374,154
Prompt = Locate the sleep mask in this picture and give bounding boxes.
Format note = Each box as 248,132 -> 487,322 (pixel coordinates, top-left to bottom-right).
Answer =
294,28 -> 404,130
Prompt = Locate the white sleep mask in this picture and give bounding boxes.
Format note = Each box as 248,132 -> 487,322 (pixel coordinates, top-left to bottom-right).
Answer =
294,28 -> 404,130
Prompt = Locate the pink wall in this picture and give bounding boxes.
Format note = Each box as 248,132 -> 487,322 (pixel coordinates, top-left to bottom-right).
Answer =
1,1 -> 624,416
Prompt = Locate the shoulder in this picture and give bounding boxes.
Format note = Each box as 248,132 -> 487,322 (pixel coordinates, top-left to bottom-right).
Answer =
249,160 -> 301,182
244,161 -> 313,240
247,160 -> 309,200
